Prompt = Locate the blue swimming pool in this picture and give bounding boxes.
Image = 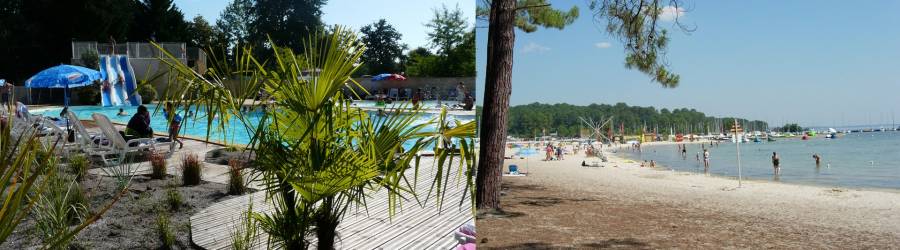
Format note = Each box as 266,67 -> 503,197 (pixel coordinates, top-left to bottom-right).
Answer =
35,103 -> 475,146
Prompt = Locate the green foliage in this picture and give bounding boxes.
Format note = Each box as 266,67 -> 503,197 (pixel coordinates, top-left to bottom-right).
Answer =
230,200 -> 259,250
227,159 -> 247,195
79,51 -> 100,70
405,29 -> 476,77
32,174 -> 87,247
138,83 -> 158,104
779,123 -> 804,133
68,155 -> 89,182
131,0 -> 191,42
154,26 -> 476,249
180,153 -> 202,186
156,211 -> 176,249
149,152 -> 167,179
188,15 -> 225,49
250,0 -> 326,57
165,184 -> 182,211
427,4 -> 469,56
476,0 -> 580,33
506,102 -> 768,138
589,0 -> 690,86
360,19 -> 407,75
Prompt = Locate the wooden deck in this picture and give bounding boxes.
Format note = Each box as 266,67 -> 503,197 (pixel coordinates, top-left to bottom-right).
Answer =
189,158 -> 473,249
86,123 -> 473,249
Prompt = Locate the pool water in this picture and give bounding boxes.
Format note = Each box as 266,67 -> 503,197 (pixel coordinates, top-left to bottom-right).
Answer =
36,104 -> 474,147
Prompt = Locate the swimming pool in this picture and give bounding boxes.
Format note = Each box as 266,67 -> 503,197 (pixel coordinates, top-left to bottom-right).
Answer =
35,104 -> 475,146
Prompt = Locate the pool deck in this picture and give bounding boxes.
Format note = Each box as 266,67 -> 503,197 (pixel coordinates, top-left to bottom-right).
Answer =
87,122 -> 473,249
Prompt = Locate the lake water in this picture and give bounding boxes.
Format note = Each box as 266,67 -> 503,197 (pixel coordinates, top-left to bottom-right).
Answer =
616,132 -> 900,190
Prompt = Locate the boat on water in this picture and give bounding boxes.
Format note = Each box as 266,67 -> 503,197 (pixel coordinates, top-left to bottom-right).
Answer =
767,137 -> 776,142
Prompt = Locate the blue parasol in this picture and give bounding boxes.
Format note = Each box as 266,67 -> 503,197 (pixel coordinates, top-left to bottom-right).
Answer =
514,147 -> 540,175
371,73 -> 393,81
25,64 -> 102,106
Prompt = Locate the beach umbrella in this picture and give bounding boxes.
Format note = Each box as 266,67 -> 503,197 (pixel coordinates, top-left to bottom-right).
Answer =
389,74 -> 406,81
371,73 -> 393,81
25,64 -> 101,107
515,147 -> 539,175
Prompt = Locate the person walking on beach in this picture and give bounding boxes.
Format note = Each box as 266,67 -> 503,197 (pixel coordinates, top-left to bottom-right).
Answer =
772,152 -> 781,175
703,149 -> 710,168
163,103 -> 184,149
813,153 -> 821,166
556,146 -> 563,160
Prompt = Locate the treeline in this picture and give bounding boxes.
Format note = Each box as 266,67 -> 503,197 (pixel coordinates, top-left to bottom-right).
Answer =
506,103 -> 769,138
0,0 -> 473,84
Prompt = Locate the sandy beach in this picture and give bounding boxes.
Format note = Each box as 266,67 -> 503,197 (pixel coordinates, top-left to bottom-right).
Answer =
478,143 -> 900,249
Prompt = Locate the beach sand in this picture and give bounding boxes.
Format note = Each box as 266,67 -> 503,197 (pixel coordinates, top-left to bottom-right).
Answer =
478,143 -> 900,249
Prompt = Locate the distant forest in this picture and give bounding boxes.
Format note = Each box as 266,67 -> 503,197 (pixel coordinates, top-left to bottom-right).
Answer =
499,102 -> 769,138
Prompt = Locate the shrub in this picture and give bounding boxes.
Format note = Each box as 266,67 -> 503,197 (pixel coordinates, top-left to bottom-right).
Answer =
227,159 -> 247,195
165,185 -> 182,212
149,152 -> 167,179
68,155 -> 89,182
33,175 -> 87,246
156,211 -> 176,249
138,83 -> 157,104
230,201 -> 258,250
181,154 -> 202,186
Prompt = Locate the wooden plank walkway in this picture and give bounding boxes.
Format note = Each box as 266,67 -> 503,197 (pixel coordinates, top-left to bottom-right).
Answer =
189,159 -> 473,250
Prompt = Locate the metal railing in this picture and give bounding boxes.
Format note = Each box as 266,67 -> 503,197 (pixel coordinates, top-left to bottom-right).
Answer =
72,41 -> 186,59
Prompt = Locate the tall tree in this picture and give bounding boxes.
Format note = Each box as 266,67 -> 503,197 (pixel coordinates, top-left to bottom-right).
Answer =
475,0 -> 579,211
426,4 -> 469,56
250,0 -> 325,54
188,15 -> 224,49
130,0 -> 191,42
359,19 -> 406,75
476,0 -> 688,211
216,0 -> 255,52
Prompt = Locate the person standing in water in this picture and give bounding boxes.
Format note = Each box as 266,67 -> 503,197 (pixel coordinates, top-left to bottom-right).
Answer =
681,146 -> 687,159
772,152 -> 781,175
703,149 -> 710,168
812,153 -> 821,166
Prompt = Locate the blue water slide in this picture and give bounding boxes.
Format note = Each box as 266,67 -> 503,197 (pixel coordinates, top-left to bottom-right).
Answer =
99,56 -> 113,106
110,57 -> 129,106
119,56 -> 141,106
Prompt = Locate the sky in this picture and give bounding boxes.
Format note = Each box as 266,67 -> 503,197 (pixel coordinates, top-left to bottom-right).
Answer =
174,0 -> 475,50
475,0 -> 900,128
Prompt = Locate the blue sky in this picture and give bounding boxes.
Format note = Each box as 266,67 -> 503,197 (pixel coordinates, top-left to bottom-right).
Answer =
475,1 -> 900,127
174,0 -> 475,50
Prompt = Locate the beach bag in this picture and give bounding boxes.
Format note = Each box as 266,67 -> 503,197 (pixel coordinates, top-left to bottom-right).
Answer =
508,165 -> 518,175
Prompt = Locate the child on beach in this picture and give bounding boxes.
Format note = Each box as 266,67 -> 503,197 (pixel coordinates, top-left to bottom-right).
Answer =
703,149 -> 710,168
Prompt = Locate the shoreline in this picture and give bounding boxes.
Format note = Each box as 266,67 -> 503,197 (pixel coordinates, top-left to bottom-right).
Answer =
610,141 -> 900,194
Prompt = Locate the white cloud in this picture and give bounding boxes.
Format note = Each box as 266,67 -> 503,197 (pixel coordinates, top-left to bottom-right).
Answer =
520,42 -> 550,53
594,42 -> 612,49
659,6 -> 686,22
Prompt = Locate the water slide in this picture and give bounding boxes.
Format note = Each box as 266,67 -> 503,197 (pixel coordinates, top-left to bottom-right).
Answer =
98,55 -> 141,106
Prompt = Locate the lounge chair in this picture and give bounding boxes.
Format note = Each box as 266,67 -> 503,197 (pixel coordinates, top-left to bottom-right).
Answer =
401,88 -> 412,101
388,88 -> 399,100
91,113 -> 172,165
446,88 -> 458,102
65,111 -> 107,148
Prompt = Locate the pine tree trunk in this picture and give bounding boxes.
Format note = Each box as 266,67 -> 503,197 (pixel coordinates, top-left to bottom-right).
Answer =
476,0 -> 515,210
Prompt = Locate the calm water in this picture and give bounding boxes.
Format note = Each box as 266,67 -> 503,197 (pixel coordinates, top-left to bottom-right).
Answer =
35,102 -> 474,147
617,132 -> 900,189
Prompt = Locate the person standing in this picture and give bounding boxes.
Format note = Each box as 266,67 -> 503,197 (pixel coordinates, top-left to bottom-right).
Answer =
703,149 -> 710,168
812,153 -> 821,166
455,82 -> 466,102
1,81 -> 13,108
681,145 -> 687,159
163,103 -> 184,149
411,88 -> 424,108
772,152 -> 781,175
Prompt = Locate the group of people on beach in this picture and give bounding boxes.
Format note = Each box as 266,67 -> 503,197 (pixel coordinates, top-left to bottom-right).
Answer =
544,144 -> 564,161
674,142 -> 825,177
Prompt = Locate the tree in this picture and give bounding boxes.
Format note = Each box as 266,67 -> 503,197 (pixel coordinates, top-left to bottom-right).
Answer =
475,0 -> 579,211
476,0 -> 689,211
426,4 -> 469,57
216,0 -> 255,52
250,0 -> 325,54
359,19 -> 406,75
188,15 -> 224,49
130,0 -> 191,42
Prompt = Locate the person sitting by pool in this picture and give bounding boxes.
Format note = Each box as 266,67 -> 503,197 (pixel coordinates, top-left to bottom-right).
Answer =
462,92 -> 474,111
14,101 -> 31,119
377,108 -> 387,117
411,88 -> 424,108
125,105 -> 153,139
116,108 -> 129,117
163,103 -> 184,149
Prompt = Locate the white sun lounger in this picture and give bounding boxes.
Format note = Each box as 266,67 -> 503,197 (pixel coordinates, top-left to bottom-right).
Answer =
91,113 -> 172,165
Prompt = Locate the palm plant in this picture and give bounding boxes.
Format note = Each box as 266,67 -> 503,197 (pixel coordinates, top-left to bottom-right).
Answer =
153,26 -> 476,249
